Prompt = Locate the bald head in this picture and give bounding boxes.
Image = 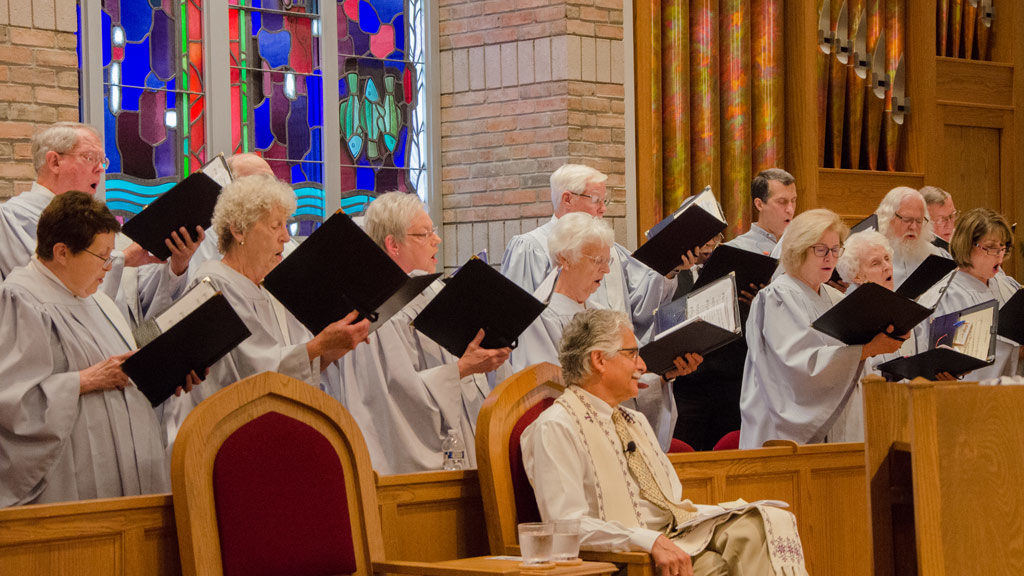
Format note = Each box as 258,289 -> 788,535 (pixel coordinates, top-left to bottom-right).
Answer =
227,153 -> 274,179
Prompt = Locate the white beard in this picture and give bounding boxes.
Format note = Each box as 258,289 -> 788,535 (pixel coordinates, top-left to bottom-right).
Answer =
893,234 -> 933,263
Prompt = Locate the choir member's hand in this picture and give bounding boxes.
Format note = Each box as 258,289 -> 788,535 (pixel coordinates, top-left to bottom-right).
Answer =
79,352 -> 134,395
738,282 -> 766,306
457,329 -> 511,379
664,353 -> 703,380
650,534 -> 694,576
934,371 -> 960,381
166,226 -> 205,276
123,242 -> 162,268
861,325 -> 908,359
666,249 -> 699,279
174,369 -> 206,397
310,310 -> 371,366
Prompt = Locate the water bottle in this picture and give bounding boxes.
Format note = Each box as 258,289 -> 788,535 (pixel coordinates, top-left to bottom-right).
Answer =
441,429 -> 466,470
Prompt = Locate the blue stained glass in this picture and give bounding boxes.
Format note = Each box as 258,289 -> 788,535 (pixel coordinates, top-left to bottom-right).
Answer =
392,14 -> 404,55
348,23 -> 370,56
252,10 -> 262,34
262,11 -> 283,31
364,77 -> 379,102
356,166 -> 375,189
154,134 -> 177,177
393,125 -> 407,168
347,135 -> 363,157
254,98 -> 273,149
257,29 -> 292,69
122,38 -> 150,87
356,155 -> 371,166
121,86 -> 143,111
304,128 -> 323,182
167,78 -> 175,91
358,1 -> 381,34
338,78 -> 347,98
101,10 -> 111,66
308,71 -> 323,127
150,9 -> 174,80
165,89 -> 174,109
291,164 -> 304,182
144,72 -> 165,90
103,105 -> 122,173
120,0 -> 153,42
288,94 -> 310,159
370,0 -> 404,22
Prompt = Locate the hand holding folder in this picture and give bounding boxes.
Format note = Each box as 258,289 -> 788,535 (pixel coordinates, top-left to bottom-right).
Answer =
632,187 -> 727,276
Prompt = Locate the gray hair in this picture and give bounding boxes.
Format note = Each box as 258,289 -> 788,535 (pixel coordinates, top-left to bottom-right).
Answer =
876,186 -> 934,240
211,174 -> 296,254
559,309 -> 632,388
919,185 -> 951,207
31,122 -> 100,171
835,229 -> 893,283
547,212 -> 614,267
751,168 -> 795,203
550,164 -> 608,209
779,208 -> 849,276
363,191 -> 426,249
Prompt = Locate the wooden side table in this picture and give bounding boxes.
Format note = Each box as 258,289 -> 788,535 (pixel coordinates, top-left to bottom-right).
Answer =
376,556 -> 620,576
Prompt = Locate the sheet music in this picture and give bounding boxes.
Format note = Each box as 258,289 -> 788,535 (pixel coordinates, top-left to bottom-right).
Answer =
154,277 -> 217,333
685,275 -> 738,331
691,186 -> 726,223
201,154 -> 233,187
950,306 -> 996,360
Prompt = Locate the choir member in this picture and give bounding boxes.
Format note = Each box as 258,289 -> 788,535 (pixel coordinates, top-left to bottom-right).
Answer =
333,191 -> 510,474
0,192 -> 199,507
920,185 -> 957,250
876,186 -> 951,287
725,168 -> 797,256
500,164 -> 679,343
739,209 -> 905,449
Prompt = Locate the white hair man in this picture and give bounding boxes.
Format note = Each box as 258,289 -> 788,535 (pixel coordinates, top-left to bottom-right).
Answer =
522,309 -> 809,576
725,168 -> 797,256
875,186 -> 951,287
919,185 -> 957,251
500,164 -> 677,343
0,122 -> 203,331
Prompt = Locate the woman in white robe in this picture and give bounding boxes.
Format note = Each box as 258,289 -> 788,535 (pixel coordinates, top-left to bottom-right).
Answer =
740,210 -> 907,449
0,192 -> 196,507
165,175 -> 370,437
333,192 -> 510,474
928,208 -> 1020,380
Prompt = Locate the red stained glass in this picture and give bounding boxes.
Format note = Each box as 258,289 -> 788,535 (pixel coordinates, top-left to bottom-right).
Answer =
403,68 -> 411,104
287,16 -> 313,74
112,45 -> 124,61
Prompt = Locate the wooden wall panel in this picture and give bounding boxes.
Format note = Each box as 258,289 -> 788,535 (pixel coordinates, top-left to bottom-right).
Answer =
939,124 -> 1002,212
936,58 -> 1014,107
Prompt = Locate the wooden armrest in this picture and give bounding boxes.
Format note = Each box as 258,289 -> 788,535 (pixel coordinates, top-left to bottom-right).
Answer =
374,560 -> 518,576
580,550 -> 651,565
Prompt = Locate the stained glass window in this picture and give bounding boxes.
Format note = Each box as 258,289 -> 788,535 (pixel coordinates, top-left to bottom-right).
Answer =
99,0 -> 207,220
336,0 -> 427,214
229,0 -> 325,233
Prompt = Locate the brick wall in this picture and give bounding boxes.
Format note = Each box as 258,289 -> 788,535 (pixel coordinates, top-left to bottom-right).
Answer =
0,0 -> 80,200
437,0 -> 627,272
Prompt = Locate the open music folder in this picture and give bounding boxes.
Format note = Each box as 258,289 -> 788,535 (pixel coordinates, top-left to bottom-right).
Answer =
122,278 -> 251,406
894,254 -> 957,300
632,186 -> 727,276
692,244 -> 778,293
811,282 -> 933,345
262,211 -> 440,335
640,273 -> 742,376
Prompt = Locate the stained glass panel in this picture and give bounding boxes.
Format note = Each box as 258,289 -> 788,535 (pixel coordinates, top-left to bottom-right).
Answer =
337,0 -> 427,214
96,0 -> 207,219
229,0 -> 325,227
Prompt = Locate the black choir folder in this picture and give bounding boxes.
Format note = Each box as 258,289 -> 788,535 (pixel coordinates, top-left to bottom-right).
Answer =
122,279 -> 251,407
830,214 -> 878,283
998,289 -> 1024,344
895,254 -> 957,300
262,211 -> 440,335
632,187 -> 727,276
121,171 -> 222,260
693,244 -> 777,292
640,274 -> 742,376
811,282 -> 932,346
412,257 -> 545,357
877,300 -> 998,380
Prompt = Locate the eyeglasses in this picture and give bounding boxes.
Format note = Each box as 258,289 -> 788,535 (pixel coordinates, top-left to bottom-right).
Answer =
809,244 -> 844,258
893,212 -> 929,226
570,191 -> 611,207
406,226 -> 438,241
581,253 -> 611,267
974,243 -> 1013,257
615,347 -> 640,360
82,248 -> 115,267
66,151 -> 110,169
933,211 -> 959,226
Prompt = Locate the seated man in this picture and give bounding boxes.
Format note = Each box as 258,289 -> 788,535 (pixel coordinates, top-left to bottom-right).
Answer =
522,309 -> 808,576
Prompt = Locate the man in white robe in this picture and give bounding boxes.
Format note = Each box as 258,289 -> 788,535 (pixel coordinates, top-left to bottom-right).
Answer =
500,164 -> 677,344
724,168 -> 796,256
921,185 -> 956,251
522,309 -> 809,576
875,186 -> 951,287
332,192 -> 509,474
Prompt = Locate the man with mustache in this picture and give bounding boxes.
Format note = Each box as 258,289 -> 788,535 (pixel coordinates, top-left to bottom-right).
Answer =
875,186 -> 951,288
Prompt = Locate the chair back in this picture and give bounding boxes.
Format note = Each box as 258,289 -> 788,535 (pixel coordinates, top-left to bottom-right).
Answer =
171,371 -> 385,576
713,430 -> 741,451
476,362 -> 565,554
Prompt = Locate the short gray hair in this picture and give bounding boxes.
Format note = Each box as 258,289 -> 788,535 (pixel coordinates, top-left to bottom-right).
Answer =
751,168 -> 795,203
779,208 -> 849,276
559,309 -> 632,388
547,212 -> 614,267
835,229 -> 893,283
211,174 -> 296,254
919,185 -> 951,207
32,122 -> 100,171
363,191 -> 426,249
876,187 -> 934,240
550,164 -> 608,208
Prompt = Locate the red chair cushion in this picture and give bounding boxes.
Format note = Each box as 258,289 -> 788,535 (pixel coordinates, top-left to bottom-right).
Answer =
508,397 -> 555,525
668,438 -> 695,453
713,430 -> 741,451
212,411 -> 357,576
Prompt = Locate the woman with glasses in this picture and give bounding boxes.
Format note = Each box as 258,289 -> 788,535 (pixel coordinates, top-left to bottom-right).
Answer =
0,192 -> 200,507
739,209 -> 906,449
926,208 -> 1021,380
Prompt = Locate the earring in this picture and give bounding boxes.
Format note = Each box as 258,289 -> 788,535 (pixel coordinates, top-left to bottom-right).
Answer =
240,240 -> 245,246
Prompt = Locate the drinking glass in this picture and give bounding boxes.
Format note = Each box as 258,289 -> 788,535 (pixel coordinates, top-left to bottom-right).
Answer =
552,519 -> 581,563
518,522 -> 554,566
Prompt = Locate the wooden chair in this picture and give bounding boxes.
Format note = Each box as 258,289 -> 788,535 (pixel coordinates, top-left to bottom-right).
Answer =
171,371 -> 510,576
475,363 -> 654,576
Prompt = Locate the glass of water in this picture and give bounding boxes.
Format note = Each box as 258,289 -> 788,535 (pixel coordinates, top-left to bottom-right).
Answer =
552,519 -> 582,563
517,522 -> 554,566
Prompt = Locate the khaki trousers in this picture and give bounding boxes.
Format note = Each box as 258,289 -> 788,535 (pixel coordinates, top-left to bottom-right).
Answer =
689,510 -> 773,576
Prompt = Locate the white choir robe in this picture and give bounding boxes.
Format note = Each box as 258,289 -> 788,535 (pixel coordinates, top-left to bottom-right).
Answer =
186,227 -> 299,281
0,259 -> 168,507
510,281 -> 677,451
160,259 -> 322,445
892,243 -> 951,288
740,274 -> 866,449
331,276 -> 496,475
724,223 -> 777,256
924,270 -> 1021,381
500,216 -> 677,344
0,183 -> 50,279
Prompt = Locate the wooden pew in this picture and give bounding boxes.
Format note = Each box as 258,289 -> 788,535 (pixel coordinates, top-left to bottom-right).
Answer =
0,444 -> 869,575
